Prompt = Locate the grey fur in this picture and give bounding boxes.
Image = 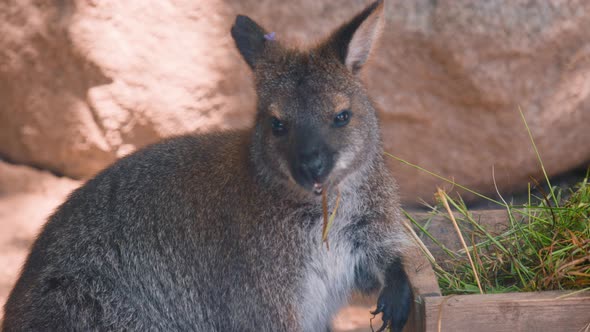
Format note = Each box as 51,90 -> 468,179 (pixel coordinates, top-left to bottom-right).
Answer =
3,1 -> 413,331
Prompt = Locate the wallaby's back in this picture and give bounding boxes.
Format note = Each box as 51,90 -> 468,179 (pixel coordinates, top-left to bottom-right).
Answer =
4,132 -> 305,331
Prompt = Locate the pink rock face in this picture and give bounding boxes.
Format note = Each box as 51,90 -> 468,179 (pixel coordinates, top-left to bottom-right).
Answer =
0,0 -> 255,178
1,0 -> 590,203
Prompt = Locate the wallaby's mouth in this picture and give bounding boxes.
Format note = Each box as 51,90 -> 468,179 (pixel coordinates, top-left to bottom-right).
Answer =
313,183 -> 323,195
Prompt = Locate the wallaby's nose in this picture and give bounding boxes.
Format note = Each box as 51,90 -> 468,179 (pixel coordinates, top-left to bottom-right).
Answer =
300,149 -> 326,182
292,143 -> 335,192
288,128 -> 335,192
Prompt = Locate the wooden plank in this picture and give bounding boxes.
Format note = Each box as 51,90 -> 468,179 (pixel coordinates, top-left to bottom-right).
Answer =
402,209 -> 590,331
403,244 -> 442,298
423,290 -> 590,332
403,242 -> 441,332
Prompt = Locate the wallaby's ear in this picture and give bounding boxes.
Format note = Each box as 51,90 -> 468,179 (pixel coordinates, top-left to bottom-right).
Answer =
231,15 -> 268,69
324,0 -> 385,74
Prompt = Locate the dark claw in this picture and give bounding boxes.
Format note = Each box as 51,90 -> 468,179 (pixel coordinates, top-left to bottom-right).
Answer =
370,283 -> 412,332
369,302 -> 384,316
370,304 -> 391,332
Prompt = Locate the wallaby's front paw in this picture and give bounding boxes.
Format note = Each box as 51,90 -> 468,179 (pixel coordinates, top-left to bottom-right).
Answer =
370,282 -> 412,332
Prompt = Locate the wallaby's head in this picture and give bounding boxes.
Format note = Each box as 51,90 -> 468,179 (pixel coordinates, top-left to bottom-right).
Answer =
232,0 -> 385,196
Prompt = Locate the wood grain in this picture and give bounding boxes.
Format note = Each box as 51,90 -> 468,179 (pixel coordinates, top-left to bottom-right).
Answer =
423,290 -> 590,332
403,243 -> 442,332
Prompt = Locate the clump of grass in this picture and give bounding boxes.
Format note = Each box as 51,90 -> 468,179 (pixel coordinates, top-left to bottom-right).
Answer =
412,173 -> 589,295
390,107 -> 589,295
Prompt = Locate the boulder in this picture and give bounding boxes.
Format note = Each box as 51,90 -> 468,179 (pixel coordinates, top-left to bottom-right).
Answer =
1,0 -> 589,203
0,0 -> 254,178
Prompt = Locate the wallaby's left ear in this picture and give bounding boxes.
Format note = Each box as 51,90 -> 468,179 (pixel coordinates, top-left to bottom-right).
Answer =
231,15 -> 269,69
323,0 -> 385,74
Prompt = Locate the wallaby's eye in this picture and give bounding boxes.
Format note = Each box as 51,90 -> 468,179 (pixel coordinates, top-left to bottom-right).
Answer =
271,117 -> 287,136
333,110 -> 352,127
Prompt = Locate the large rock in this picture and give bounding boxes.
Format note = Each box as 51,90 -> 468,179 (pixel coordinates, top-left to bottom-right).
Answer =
1,0 -> 589,203
0,0 -> 254,178
376,0 -> 590,202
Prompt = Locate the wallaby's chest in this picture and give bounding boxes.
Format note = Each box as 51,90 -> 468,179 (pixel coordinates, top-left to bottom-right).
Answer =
295,201 -> 366,332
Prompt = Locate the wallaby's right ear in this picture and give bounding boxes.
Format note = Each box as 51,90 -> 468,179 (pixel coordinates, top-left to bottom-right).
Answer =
321,0 -> 385,74
231,15 -> 268,69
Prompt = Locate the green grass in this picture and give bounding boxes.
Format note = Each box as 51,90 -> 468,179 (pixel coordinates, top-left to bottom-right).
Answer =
389,108 -> 590,295
407,176 -> 589,295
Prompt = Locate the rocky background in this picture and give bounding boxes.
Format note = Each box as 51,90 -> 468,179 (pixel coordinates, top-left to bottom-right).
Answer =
1,0 -> 589,329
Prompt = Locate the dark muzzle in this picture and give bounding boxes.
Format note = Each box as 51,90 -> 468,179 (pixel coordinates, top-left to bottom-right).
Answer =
288,131 -> 335,194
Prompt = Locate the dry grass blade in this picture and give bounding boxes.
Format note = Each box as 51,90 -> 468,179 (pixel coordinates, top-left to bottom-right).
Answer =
321,190 -> 329,250
321,188 -> 341,250
322,189 -> 341,247
402,218 -> 436,263
437,188 -> 484,294
519,105 -> 559,207
577,321 -> 590,332
555,287 -> 590,300
384,152 -> 504,206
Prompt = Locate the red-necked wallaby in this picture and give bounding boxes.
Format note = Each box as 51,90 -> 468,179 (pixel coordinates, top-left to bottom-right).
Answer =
3,1 -> 413,331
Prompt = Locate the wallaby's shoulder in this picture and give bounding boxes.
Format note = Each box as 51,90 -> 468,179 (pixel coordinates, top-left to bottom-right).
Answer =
108,129 -> 252,176
70,129 -> 254,199
41,128 -> 257,243
12,129 -> 260,287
